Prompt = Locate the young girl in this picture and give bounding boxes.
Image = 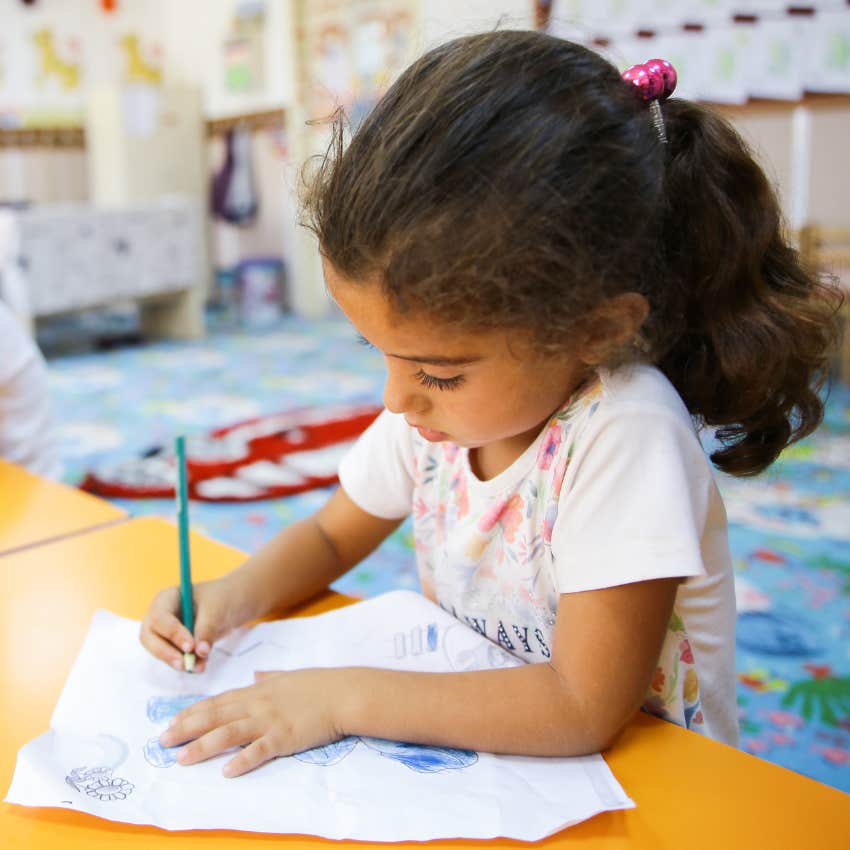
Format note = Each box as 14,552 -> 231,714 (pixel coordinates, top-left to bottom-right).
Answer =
141,31 -> 837,778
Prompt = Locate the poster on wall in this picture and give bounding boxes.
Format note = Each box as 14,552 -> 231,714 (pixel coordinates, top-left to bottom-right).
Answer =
0,2 -> 168,129
696,22 -> 754,104
222,0 -> 268,94
30,27 -> 83,98
311,22 -> 351,119
0,18 -> 87,125
302,0 -> 417,133
805,9 -> 850,94
745,17 -> 805,100
551,0 -> 647,38
117,31 -> 163,87
545,1 -> 850,102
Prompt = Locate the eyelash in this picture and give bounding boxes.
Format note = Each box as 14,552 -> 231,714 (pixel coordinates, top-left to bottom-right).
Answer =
415,369 -> 465,391
357,334 -> 465,391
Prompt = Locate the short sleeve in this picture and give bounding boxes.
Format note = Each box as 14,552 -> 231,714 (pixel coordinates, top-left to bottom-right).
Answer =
0,302 -> 34,383
550,406 -> 714,593
337,409 -> 416,520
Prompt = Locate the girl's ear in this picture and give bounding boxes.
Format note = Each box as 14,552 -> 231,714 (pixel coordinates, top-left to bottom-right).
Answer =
577,293 -> 649,366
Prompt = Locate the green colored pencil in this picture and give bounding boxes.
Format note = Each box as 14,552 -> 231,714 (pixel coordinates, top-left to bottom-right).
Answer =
175,435 -> 195,673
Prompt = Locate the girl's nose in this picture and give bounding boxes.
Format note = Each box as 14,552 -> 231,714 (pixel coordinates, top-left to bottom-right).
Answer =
382,368 -> 424,415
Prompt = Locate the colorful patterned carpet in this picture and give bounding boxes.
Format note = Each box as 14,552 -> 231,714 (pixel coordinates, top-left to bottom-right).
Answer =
43,315 -> 850,794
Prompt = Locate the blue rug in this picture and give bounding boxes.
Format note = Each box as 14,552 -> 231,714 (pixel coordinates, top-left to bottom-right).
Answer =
45,315 -> 850,793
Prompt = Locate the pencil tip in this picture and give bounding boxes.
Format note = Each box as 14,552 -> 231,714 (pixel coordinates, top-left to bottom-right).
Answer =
183,652 -> 196,673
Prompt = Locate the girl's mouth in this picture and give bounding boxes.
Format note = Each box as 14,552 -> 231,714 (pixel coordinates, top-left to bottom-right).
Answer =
407,421 -> 449,442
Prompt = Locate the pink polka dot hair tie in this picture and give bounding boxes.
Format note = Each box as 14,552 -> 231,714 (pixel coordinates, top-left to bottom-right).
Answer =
621,58 -> 677,144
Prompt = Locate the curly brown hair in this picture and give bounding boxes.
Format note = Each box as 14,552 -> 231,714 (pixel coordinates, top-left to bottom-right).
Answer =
302,30 -> 841,477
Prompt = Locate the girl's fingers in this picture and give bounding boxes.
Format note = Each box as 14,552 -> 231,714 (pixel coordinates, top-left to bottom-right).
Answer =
160,693 -> 244,747
140,630 -> 189,671
254,670 -> 277,682
139,625 -> 209,673
175,719 -> 256,766
222,735 -> 279,778
192,615 -> 217,659
190,656 -> 208,673
149,607 -> 195,655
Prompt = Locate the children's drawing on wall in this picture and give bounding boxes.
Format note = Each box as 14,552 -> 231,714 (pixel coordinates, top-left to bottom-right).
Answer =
350,14 -> 386,123
223,0 -> 267,94
382,12 -> 414,78
350,9 -> 414,125
306,2 -> 415,133
119,33 -> 163,86
31,28 -> 81,92
312,23 -> 351,119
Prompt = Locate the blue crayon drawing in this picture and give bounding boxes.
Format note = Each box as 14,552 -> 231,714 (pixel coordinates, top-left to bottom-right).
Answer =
393,622 -> 440,659
144,737 -> 181,768
146,694 -> 208,724
294,736 -> 478,774
143,693 -> 478,774
143,694 -> 208,768
292,736 -> 359,766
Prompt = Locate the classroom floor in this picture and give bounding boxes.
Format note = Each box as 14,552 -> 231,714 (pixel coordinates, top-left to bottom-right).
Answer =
42,314 -> 850,794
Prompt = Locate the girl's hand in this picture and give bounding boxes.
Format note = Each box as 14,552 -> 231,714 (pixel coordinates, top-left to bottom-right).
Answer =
158,668 -> 346,777
139,578 -> 247,673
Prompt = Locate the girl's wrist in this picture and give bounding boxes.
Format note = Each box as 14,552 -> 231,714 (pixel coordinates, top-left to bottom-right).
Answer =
218,568 -> 265,628
332,667 -> 371,738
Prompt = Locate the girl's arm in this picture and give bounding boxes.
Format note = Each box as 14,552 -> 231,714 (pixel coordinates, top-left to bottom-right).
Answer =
162,574 -> 679,774
337,576 -> 680,755
227,487 -> 404,619
140,488 -> 402,670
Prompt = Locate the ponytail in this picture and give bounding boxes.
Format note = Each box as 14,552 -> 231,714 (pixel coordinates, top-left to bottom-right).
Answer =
655,100 -> 841,476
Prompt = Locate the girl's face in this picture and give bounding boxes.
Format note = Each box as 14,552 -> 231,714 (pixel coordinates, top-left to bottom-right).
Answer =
325,261 -> 587,462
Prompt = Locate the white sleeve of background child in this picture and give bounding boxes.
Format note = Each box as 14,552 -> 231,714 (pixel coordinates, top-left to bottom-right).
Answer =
0,302 -> 61,479
337,409 -> 416,520
550,406 -> 713,593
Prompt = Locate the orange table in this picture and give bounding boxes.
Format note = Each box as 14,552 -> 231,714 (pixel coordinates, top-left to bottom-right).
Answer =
1,517 -> 848,849
0,459 -> 126,555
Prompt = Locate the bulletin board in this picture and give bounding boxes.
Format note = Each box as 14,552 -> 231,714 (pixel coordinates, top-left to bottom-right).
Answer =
543,1 -> 850,104
296,0 -> 419,130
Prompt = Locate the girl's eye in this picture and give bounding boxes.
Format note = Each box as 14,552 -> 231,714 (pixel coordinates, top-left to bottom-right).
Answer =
356,334 -> 375,349
414,369 -> 465,391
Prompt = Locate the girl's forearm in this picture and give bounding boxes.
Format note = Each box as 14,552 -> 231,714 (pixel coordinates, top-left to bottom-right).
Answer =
335,663 -> 622,757
225,516 -> 348,622
222,490 -> 403,625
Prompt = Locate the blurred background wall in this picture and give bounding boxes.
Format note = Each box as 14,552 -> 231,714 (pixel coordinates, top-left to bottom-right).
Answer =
1,0 -> 848,323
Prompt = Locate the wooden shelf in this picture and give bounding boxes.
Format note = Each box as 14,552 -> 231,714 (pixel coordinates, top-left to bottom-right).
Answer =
0,108 -> 287,149
707,92 -> 850,114
205,108 -> 286,137
0,126 -> 85,149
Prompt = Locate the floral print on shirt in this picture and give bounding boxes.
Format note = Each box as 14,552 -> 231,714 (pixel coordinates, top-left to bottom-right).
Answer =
408,380 -> 705,735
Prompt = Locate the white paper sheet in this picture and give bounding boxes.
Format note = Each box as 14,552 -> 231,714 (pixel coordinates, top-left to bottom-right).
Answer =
5,590 -> 633,841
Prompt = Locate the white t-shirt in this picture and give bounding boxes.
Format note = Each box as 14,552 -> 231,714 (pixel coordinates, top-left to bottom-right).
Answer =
0,301 -> 61,478
339,364 -> 738,747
